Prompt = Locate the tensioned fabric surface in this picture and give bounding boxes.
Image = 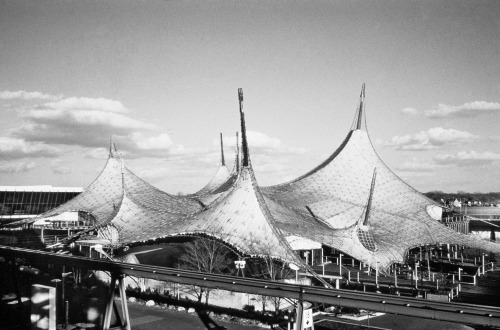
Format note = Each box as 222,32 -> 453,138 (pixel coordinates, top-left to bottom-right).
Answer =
94,91 -> 305,265
9,87 -> 500,272
12,144 -> 203,227
261,86 -> 500,270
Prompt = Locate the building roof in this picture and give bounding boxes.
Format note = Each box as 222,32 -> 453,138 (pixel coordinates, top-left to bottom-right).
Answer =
7,86 -> 500,274
262,84 -> 500,270
10,142 -> 203,227
0,186 -> 83,192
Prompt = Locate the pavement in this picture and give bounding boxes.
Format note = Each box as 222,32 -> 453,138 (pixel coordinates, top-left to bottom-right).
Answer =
111,301 -> 268,330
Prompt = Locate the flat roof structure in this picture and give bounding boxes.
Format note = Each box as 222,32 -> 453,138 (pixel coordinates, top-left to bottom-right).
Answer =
0,185 -> 83,223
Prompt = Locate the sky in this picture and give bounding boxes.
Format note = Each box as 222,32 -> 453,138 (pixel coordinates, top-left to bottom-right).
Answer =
0,0 -> 499,194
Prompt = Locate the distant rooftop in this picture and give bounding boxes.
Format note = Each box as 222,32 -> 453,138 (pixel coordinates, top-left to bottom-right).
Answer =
0,185 -> 83,193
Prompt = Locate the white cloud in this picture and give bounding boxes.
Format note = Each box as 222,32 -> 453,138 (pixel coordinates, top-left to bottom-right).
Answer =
112,133 -> 188,159
221,131 -> 306,155
0,161 -> 36,173
129,133 -> 174,150
434,151 -> 500,167
425,101 -> 500,118
0,137 -> 61,159
11,96 -> 154,148
42,96 -> 128,113
52,166 -> 72,174
395,159 -> 437,172
401,107 -> 419,116
386,127 -> 477,150
0,90 -> 62,101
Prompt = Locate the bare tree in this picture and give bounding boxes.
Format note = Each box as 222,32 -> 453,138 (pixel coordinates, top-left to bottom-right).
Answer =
247,255 -> 293,313
177,237 -> 235,304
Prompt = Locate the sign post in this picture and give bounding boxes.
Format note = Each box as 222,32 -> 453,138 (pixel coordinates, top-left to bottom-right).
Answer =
302,308 -> 314,330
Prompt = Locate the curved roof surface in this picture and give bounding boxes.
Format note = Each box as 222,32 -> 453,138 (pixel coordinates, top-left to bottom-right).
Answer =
262,85 -> 500,269
8,86 -> 500,273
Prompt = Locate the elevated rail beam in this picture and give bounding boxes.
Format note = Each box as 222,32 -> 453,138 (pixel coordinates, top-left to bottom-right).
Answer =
1,246 -> 500,328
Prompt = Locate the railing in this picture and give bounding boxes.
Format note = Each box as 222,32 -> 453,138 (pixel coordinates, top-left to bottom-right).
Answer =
3,245 -> 500,328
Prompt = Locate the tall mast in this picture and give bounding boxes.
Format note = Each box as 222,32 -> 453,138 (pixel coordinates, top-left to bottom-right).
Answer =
238,88 -> 249,167
220,133 -> 225,166
235,131 -> 240,173
363,167 -> 377,226
355,83 -> 366,130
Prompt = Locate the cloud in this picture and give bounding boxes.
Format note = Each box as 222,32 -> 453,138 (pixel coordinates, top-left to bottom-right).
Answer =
52,166 -> 72,174
50,159 -> 72,175
112,133 -> 189,159
385,127 -> 477,150
0,137 -> 62,159
221,131 -> 306,156
42,96 -> 128,113
425,101 -> 500,118
395,159 -> 437,172
401,107 -> 419,116
434,151 -> 500,167
0,161 -> 36,173
11,96 -> 154,148
0,90 -> 62,101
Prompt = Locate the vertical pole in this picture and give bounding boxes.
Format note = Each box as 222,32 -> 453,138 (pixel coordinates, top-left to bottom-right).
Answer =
482,254 -> 486,274
394,271 -> 397,288
103,274 -> 117,330
375,262 -> 379,286
65,300 -> 69,330
62,266 -> 65,329
339,254 -> 343,277
296,289 -> 304,330
458,268 -> 462,282
118,276 -> 131,330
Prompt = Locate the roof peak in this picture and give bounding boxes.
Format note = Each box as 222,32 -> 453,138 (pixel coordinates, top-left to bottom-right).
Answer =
238,88 -> 250,168
351,83 -> 366,131
235,131 -> 240,173
220,132 -> 225,166
109,136 -> 120,159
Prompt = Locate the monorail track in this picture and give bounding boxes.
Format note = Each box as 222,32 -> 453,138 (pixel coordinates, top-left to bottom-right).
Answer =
1,245 -> 499,328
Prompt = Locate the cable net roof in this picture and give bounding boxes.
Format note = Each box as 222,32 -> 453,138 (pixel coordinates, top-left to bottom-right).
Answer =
13,144 -> 203,227
98,163 -> 303,264
261,89 -> 500,271
191,165 -> 237,206
9,87 -> 500,274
